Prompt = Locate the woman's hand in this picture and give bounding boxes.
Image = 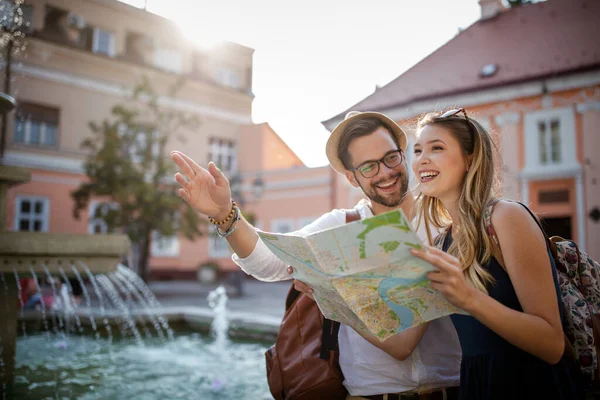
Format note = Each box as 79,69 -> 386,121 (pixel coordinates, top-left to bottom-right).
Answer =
171,151 -> 233,220
287,266 -> 314,300
411,245 -> 477,311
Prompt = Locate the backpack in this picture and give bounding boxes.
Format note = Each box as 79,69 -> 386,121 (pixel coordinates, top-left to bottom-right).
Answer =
482,200 -> 600,382
265,209 -> 361,400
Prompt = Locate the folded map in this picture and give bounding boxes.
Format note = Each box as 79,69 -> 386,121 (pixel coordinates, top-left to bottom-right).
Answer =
257,209 -> 465,341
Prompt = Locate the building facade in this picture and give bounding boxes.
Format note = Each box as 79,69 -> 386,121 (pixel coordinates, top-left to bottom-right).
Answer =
1,0 -> 362,280
323,0 -> 600,260
1,0 -> 256,279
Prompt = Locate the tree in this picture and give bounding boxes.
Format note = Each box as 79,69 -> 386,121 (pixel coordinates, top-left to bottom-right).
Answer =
0,0 -> 28,160
72,77 -> 204,281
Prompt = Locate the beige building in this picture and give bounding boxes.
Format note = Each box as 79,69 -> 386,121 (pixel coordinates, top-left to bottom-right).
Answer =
2,0 -> 256,278
1,0 -> 362,281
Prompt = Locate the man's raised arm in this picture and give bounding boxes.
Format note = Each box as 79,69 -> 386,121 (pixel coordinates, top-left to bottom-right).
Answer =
171,150 -> 259,258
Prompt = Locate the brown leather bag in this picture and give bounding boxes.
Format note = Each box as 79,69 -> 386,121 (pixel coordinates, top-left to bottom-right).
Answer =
265,209 -> 361,400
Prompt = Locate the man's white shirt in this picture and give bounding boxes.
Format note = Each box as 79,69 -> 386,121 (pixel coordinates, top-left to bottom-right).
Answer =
232,199 -> 461,396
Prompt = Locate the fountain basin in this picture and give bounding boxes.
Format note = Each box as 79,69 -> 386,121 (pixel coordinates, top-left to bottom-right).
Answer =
17,307 -> 279,343
0,231 -> 131,275
0,226 -> 130,395
14,331 -> 273,399
12,288 -> 280,398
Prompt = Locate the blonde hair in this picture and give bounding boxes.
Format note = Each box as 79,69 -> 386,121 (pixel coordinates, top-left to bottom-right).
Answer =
415,111 -> 499,293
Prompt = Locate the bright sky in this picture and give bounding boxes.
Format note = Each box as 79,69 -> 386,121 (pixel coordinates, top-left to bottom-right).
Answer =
120,0 -> 481,167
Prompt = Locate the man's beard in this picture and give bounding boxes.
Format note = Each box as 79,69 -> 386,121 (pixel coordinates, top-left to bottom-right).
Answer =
359,172 -> 409,208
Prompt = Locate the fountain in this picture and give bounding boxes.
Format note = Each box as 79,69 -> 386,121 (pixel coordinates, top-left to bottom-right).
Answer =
9,283 -> 271,399
0,164 -> 131,396
0,165 -> 275,399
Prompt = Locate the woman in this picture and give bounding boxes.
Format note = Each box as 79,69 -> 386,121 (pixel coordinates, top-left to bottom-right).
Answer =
409,109 -> 582,399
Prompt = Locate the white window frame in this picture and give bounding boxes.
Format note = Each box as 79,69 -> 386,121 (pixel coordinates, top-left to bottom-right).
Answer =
92,27 -> 115,57
208,226 -> 232,258
271,218 -> 295,233
88,201 -> 119,234
151,231 -> 180,257
14,196 -> 49,232
522,107 -> 578,179
216,68 -> 240,89
153,48 -> 183,74
209,138 -> 236,175
14,119 -> 58,147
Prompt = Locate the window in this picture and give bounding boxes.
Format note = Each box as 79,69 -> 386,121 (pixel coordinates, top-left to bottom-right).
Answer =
271,219 -> 294,233
153,48 -> 183,74
88,201 -> 118,234
537,119 -> 561,164
208,138 -> 236,174
523,107 -> 577,176
14,103 -> 59,147
208,227 -> 232,258
151,231 -> 180,257
14,196 -> 49,232
216,68 -> 240,89
92,27 -> 115,56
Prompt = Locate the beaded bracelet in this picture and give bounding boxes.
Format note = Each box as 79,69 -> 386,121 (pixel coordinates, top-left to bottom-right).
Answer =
208,201 -> 237,225
216,206 -> 240,238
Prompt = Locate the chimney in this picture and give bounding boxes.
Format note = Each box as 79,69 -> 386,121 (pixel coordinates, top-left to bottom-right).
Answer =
479,0 -> 505,20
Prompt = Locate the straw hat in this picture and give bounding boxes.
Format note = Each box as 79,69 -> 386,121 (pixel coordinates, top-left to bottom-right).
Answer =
325,111 -> 408,174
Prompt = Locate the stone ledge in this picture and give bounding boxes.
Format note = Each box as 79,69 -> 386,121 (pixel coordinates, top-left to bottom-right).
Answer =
18,306 -> 281,342
0,165 -> 31,185
0,232 -> 130,256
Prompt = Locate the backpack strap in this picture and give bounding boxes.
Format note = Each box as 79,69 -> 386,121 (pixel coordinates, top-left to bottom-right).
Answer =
320,318 -> 341,359
485,201 -> 566,321
484,200 -> 560,270
514,202 -> 559,260
285,285 -> 302,310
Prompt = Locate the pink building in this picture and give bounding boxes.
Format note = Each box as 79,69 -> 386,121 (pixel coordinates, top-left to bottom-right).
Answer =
324,0 -> 600,260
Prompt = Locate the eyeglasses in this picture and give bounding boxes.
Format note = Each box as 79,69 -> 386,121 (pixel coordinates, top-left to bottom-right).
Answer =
439,108 -> 476,140
350,150 -> 404,178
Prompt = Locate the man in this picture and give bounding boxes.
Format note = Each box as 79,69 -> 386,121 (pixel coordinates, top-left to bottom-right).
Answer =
172,111 -> 461,399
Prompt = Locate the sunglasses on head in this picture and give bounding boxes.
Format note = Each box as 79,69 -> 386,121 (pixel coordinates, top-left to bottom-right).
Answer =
439,108 -> 476,140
